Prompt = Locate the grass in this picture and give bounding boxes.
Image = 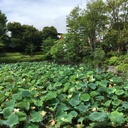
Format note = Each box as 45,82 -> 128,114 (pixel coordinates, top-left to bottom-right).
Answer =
0,52 -> 46,63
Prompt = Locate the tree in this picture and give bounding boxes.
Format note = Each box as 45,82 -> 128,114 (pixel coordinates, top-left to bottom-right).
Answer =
50,34 -> 78,63
6,22 -> 23,51
66,0 -> 107,61
84,0 -> 108,50
7,22 -> 42,54
42,26 -> 58,40
41,26 -> 58,55
0,10 -> 7,49
66,6 -> 87,60
103,0 -> 128,52
22,25 -> 42,55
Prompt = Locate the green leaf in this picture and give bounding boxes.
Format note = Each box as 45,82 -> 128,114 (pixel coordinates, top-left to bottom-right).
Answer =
90,91 -> 98,97
68,86 -> 76,94
59,111 -> 77,123
54,81 -> 62,87
60,114 -> 72,123
56,109 -> 65,118
104,100 -> 111,107
30,111 -> 43,122
123,83 -> 128,90
78,117 -> 85,124
69,111 -> 78,118
89,112 -> 107,122
63,82 -> 70,92
16,101 -> 30,110
69,94 -> 81,107
75,102 -> 89,112
5,100 -> 15,107
2,107 -> 14,119
16,112 -> 27,121
95,96 -> 104,101
112,77 -> 123,84
3,114 -> 19,128
21,90 -> 31,97
107,88 -> 116,94
122,101 -> 128,109
45,91 -> 57,101
115,90 -> 124,95
27,124 -> 39,128
80,93 -> 90,101
70,75 -> 76,82
88,83 -> 97,90
112,95 -> 118,100
112,99 -> 121,106
109,111 -> 125,126
34,99 -> 43,107
58,103 -> 70,111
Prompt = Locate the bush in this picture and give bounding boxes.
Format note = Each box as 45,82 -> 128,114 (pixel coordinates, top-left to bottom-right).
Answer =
0,53 -> 46,63
90,48 -> 106,67
117,63 -> 128,73
108,56 -> 119,65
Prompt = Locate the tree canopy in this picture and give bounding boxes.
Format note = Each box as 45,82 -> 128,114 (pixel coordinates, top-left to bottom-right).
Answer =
0,10 -> 7,48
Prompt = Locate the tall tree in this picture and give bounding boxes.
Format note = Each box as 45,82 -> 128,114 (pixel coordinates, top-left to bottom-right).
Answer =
22,25 -> 42,55
42,26 -> 58,40
41,26 -> 58,54
84,0 -> 108,50
0,10 -> 7,49
7,22 -> 23,51
66,0 -> 107,59
7,22 -> 42,53
104,0 -> 128,51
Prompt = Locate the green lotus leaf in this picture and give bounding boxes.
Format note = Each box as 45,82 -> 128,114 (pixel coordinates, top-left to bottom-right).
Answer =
3,113 -> 19,127
5,100 -> 15,107
95,96 -> 104,101
57,103 -> 70,111
69,94 -> 81,106
45,91 -> 57,101
89,112 -> 108,122
115,90 -> 124,95
30,111 -> 43,122
112,99 -> 121,106
16,111 -> 27,121
2,107 -> 14,119
21,90 -> 31,97
122,101 -> 128,109
123,83 -> 128,90
75,102 -> 89,112
69,111 -> 78,118
80,93 -> 90,101
63,82 -> 70,92
54,81 -> 62,87
104,100 -> 111,107
107,88 -> 116,94
90,91 -> 98,97
88,83 -> 97,90
109,111 -> 125,126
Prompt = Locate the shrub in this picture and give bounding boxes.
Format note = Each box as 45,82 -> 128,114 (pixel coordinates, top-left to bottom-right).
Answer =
108,56 -> 119,65
117,63 -> 128,73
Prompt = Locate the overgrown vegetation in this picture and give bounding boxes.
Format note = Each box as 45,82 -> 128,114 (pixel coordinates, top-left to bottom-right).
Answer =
0,62 -> 128,128
0,0 -> 128,127
1,0 -> 128,64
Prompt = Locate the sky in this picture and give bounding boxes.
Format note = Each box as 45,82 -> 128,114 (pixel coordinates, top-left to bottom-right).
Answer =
0,0 -> 87,33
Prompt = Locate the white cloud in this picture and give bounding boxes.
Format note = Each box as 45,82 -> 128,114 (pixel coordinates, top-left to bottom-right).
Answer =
0,0 -> 87,33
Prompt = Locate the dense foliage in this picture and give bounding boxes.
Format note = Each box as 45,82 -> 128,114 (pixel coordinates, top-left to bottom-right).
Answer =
0,62 -> 128,128
0,10 -> 7,48
0,0 -> 128,64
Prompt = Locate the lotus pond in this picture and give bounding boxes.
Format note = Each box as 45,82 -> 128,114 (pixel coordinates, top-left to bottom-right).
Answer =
0,62 -> 128,128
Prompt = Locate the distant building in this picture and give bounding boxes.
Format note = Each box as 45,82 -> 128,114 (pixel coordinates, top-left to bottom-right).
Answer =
57,33 -> 63,40
5,30 -> 12,37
